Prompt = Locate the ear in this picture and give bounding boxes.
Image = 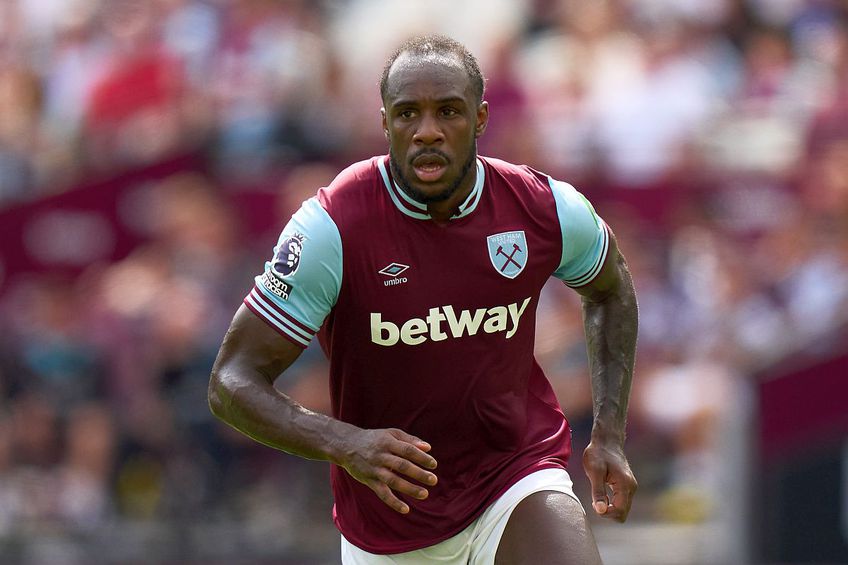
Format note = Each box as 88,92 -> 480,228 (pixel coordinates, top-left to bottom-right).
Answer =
475,101 -> 489,138
381,107 -> 389,140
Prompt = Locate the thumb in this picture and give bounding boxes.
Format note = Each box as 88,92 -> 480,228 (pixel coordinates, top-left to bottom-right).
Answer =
592,491 -> 609,514
587,468 -> 609,515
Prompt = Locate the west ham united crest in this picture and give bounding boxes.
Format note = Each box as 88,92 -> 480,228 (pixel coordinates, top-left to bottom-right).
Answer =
487,231 -> 528,279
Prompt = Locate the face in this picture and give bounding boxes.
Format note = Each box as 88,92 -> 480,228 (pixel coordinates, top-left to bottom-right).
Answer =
381,53 -> 488,205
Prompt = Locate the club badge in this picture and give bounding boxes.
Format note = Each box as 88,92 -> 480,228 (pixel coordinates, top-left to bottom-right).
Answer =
486,231 -> 527,279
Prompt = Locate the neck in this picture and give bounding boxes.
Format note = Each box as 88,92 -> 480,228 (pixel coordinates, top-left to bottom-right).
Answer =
426,167 -> 476,222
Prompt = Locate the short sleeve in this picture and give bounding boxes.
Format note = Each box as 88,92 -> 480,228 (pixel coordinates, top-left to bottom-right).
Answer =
549,178 -> 610,288
243,197 -> 342,348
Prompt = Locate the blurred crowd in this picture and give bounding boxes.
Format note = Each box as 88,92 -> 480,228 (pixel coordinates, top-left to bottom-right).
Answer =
1,0 -> 848,561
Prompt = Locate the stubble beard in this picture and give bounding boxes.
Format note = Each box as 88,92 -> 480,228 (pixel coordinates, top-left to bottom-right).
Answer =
389,141 -> 478,205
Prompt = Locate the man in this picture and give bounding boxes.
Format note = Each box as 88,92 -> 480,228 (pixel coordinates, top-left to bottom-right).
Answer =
209,35 -> 638,564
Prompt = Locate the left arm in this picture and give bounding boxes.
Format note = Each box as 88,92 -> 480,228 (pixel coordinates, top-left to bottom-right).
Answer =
574,229 -> 638,522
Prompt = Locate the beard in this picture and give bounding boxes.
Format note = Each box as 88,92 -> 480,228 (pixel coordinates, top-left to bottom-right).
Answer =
389,141 -> 477,205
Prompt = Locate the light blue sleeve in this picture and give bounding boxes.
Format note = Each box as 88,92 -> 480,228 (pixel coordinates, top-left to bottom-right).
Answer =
243,197 -> 342,347
549,178 -> 610,288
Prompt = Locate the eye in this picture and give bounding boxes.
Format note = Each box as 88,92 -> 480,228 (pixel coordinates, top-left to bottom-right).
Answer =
441,107 -> 459,117
398,109 -> 416,119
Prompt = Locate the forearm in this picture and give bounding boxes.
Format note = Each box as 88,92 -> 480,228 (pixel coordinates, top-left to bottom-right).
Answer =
208,355 -> 355,465
581,254 -> 638,445
208,308 -> 438,515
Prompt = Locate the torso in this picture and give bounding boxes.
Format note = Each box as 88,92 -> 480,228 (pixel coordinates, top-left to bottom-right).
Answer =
317,156 -> 572,553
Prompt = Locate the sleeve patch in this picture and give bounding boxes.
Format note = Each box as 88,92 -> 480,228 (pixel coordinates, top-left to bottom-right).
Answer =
271,233 -> 305,278
243,196 -> 342,347
260,271 -> 293,300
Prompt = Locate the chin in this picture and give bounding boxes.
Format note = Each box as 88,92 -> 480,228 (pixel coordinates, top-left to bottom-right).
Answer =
390,154 -> 466,205
411,182 -> 456,204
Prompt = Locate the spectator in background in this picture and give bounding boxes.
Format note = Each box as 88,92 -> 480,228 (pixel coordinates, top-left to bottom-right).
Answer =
84,0 -> 187,170
58,403 -> 116,528
0,61 -> 41,202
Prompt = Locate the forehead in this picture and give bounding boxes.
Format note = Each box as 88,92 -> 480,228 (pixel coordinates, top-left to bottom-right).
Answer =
384,52 -> 472,104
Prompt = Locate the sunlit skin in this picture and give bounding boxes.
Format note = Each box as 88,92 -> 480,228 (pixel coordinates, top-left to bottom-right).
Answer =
381,52 -> 489,222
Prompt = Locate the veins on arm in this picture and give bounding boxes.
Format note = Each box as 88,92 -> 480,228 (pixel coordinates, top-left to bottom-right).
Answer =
575,237 -> 638,445
208,305 -> 352,464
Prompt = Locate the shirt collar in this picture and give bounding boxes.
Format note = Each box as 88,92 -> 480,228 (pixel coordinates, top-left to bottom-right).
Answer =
378,156 -> 485,221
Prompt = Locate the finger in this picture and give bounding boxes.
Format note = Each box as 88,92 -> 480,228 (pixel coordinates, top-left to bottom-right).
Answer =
389,429 -> 434,454
370,481 -> 411,514
377,468 -> 430,501
593,494 -> 609,516
390,437 -> 438,470
385,455 -> 438,486
609,477 -> 637,521
601,501 -> 626,522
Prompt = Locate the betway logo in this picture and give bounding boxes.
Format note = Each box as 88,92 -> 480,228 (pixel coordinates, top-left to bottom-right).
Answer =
371,297 -> 532,346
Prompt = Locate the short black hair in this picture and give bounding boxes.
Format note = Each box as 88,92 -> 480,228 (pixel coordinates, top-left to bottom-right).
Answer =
380,35 -> 485,105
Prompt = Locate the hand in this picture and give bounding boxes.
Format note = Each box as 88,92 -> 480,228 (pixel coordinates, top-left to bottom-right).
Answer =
582,440 -> 637,522
338,428 -> 438,515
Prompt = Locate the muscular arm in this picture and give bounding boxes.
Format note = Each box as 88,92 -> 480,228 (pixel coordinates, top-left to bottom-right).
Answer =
573,230 -> 639,522
208,305 -> 438,514
209,305 -> 347,459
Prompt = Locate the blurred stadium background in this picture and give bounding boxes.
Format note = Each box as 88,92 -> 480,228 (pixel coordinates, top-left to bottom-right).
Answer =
0,0 -> 847,563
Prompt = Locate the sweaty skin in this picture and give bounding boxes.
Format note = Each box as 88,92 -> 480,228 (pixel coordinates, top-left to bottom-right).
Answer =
579,235 -> 639,523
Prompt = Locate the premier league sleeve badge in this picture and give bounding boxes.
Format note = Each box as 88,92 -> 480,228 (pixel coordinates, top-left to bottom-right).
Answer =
272,233 -> 306,278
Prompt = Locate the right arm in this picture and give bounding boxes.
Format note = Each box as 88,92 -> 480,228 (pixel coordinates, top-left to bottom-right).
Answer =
208,305 -> 438,514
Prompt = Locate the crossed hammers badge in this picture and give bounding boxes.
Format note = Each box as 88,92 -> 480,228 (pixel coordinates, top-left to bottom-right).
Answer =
486,231 -> 528,279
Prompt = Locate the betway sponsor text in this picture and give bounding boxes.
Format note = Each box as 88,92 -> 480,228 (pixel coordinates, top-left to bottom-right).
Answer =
371,297 -> 532,346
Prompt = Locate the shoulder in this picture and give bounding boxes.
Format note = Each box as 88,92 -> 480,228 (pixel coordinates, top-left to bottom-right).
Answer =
318,156 -> 384,205
316,156 -> 390,230
480,156 -> 555,199
288,197 -> 340,242
482,157 -> 596,213
274,197 -> 342,283
479,156 -> 547,183
547,177 -> 601,224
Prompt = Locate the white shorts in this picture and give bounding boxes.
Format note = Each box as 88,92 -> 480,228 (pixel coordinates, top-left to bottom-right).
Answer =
340,468 -> 583,565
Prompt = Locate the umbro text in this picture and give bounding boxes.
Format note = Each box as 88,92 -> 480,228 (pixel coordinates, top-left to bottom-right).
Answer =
384,277 -> 408,286
371,297 -> 531,346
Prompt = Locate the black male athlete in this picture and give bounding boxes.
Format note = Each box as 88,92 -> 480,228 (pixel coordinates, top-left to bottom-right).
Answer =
209,35 -> 638,564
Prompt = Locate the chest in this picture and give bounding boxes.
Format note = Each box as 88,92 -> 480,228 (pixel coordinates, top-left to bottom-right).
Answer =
336,208 -> 561,324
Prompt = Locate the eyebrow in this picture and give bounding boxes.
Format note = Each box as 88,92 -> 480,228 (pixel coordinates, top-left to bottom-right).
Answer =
391,96 -> 467,107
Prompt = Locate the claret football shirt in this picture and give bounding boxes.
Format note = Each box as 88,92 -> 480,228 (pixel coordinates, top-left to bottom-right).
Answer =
244,155 -> 609,554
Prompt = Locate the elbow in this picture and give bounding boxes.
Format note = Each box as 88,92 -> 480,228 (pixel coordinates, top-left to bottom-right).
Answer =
207,368 -> 230,421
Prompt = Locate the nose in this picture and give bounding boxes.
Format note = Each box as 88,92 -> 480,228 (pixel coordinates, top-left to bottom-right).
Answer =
412,112 -> 444,145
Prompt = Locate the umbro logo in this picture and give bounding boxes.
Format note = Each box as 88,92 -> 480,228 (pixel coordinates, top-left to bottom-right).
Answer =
379,263 -> 409,277
379,262 -> 409,287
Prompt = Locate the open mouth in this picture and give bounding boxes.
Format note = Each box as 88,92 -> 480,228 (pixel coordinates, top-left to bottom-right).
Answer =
412,154 -> 448,183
